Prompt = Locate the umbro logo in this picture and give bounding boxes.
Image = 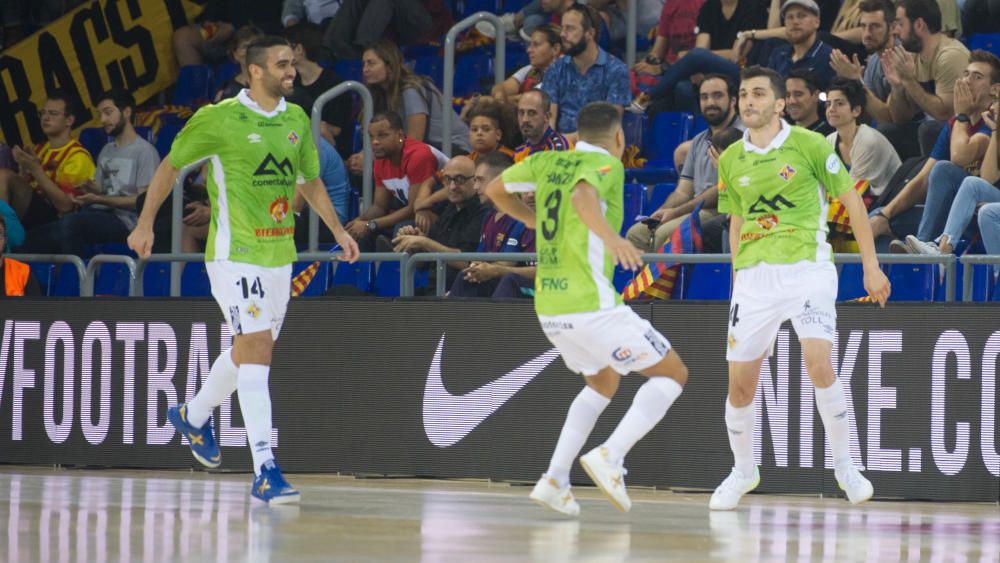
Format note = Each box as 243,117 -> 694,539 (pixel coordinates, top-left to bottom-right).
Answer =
248,133 -> 262,143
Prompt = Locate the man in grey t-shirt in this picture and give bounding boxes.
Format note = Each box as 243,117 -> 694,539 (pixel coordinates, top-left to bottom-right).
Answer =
20,89 -> 159,256
626,74 -> 743,251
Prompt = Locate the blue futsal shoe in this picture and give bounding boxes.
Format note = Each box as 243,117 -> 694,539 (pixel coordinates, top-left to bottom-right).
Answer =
167,403 -> 222,468
252,460 -> 301,504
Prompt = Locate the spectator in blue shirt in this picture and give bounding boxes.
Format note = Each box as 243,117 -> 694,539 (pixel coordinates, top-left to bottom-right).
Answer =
766,0 -> 835,89
541,4 -> 631,136
292,137 -> 351,247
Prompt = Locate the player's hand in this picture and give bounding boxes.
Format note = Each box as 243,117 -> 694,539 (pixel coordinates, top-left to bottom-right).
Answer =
606,236 -> 644,271
127,225 -> 155,258
864,266 -> 891,308
334,228 -> 361,263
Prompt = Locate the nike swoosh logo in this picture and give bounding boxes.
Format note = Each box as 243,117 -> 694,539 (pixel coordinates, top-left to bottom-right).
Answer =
423,334 -> 560,447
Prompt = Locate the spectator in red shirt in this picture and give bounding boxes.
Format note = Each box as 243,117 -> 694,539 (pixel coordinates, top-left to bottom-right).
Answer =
634,0 -> 705,73
344,111 -> 440,250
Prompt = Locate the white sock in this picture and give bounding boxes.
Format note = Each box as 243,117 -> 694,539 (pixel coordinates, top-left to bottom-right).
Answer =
815,380 -> 853,473
725,398 -> 756,476
545,385 -> 611,488
187,348 -> 238,428
237,364 -> 274,475
604,377 -> 683,465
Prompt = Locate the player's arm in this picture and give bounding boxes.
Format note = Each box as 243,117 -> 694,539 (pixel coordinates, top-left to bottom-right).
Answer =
485,175 -> 535,228
298,177 -> 359,262
571,181 -> 643,271
839,188 -> 890,306
127,158 -> 181,257
728,214 -> 743,265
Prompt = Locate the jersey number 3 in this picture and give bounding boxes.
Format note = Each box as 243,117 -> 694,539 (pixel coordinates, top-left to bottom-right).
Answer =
541,190 -> 562,241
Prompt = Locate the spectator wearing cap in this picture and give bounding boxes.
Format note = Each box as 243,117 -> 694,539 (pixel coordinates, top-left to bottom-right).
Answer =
541,4 -> 631,135
765,0 -> 836,89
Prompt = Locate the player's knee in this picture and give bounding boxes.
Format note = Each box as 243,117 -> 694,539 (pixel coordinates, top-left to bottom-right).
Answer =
727,379 -> 756,407
586,370 -> 620,398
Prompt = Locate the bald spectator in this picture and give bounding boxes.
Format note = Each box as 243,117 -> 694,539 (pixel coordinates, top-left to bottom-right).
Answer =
391,155 -> 488,286
541,4 -> 630,135
513,90 -> 572,163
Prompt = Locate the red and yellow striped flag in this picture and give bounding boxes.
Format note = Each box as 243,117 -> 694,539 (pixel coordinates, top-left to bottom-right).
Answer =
291,261 -> 320,297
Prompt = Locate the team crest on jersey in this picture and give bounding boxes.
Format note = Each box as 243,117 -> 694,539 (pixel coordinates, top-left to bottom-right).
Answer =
269,196 -> 290,223
778,164 -> 796,181
246,303 -> 262,319
597,165 -> 612,175
756,214 -> 779,230
287,130 -> 299,145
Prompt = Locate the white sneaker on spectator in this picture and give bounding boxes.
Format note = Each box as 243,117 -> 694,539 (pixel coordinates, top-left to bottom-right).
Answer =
579,447 -> 631,512
529,475 -> 580,516
888,239 -> 912,254
709,466 -> 760,510
835,465 -> 874,504
475,13 -> 516,39
905,235 -> 941,255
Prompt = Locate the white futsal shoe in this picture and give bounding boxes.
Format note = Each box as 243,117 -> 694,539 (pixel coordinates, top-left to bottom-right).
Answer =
709,466 -> 760,510
836,465 -> 874,504
579,447 -> 632,512
530,476 -> 580,516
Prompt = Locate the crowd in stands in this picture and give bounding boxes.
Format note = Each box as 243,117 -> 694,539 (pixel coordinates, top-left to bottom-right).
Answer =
1,0 -> 1000,299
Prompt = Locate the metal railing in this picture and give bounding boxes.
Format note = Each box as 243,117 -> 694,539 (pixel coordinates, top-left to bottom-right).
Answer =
85,254 -> 138,297
625,0 -> 637,68
309,81 -> 374,250
442,12 -> 506,157
6,254 -> 87,296
959,255 -> 1000,302
400,252 -> 959,300
168,160 -> 208,295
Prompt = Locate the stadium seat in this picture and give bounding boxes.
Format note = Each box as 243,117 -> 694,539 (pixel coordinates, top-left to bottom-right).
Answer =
888,263 -> 936,301
332,261 -> 374,292
414,56 -> 444,89
142,262 -> 171,297
643,182 -> 677,215
79,127 -> 110,159
836,262 -> 867,301
93,263 -> 132,296
622,112 -> 646,150
622,183 -> 646,235
462,0 -> 500,17
213,62 -> 240,92
403,44 -> 440,59
181,262 -> 212,297
333,59 -> 363,82
643,111 -> 693,164
612,265 -> 633,293
156,122 -> 183,158
374,261 -> 402,296
173,65 -> 214,106
292,261 -> 332,297
692,114 -> 708,137
52,263 -> 82,296
968,264 -> 994,302
682,263 -> 731,300
505,46 -> 529,73
134,126 -> 155,144
455,54 -> 493,98
967,33 -> 1000,59
28,263 -> 55,295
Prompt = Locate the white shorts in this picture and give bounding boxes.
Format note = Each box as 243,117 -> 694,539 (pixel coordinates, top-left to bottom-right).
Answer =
539,305 -> 672,376
726,260 -> 837,362
206,261 -> 292,338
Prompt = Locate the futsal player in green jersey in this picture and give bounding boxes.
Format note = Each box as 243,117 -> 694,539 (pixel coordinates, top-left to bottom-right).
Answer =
486,102 -> 689,516
128,36 -> 360,504
710,66 -> 891,510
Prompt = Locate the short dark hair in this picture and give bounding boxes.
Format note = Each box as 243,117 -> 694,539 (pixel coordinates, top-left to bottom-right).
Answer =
283,22 -> 327,63
700,73 -> 738,98
740,66 -> 786,99
896,0 -> 941,34
828,77 -> 868,124
564,4 -> 601,41
859,0 -> 895,23
712,127 -> 743,151
95,88 -> 136,118
46,89 -> 78,119
786,68 -> 823,93
246,36 -> 292,70
576,102 -> 621,140
371,110 -> 405,131
970,49 -> 1000,85
476,151 -> 514,177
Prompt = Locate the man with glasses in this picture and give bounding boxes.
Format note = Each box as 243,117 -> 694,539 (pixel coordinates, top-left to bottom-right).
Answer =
392,155 -> 488,288
0,90 -> 95,235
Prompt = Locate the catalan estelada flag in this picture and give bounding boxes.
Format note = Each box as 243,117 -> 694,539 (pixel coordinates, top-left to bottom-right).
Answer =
828,179 -> 872,234
622,201 -> 705,300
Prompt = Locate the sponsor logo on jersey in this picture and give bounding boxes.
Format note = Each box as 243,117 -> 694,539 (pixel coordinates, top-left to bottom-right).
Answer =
778,164 -> 796,181
287,130 -> 299,145
597,164 -> 612,175
248,133 -> 261,143
269,196 -> 290,223
826,154 -> 841,173
756,214 -> 779,230
728,334 -> 738,349
749,194 -> 796,214
254,154 -> 294,176
612,347 -> 633,362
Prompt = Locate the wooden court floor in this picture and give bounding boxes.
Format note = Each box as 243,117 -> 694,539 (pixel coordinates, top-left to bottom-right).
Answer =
0,466 -> 997,562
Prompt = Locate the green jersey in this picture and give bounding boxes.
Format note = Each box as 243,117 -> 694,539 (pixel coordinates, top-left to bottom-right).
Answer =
502,143 -> 625,316
718,123 -> 852,270
169,92 -> 320,267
